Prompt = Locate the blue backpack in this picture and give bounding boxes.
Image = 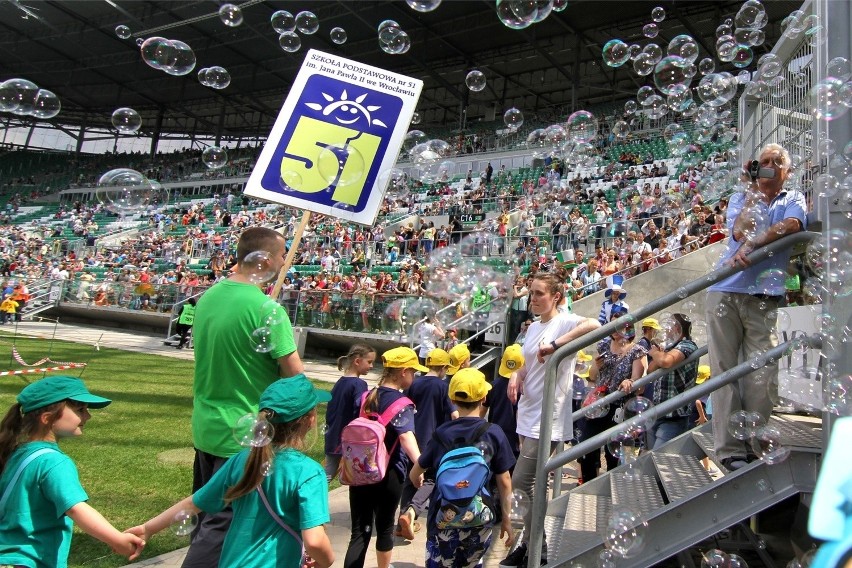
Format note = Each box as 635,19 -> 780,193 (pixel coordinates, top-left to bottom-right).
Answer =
434,421 -> 495,530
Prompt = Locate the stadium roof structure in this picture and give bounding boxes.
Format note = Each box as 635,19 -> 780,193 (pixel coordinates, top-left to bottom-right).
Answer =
0,0 -> 801,141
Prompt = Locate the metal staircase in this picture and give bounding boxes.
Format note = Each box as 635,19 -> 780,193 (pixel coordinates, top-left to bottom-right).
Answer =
19,280 -> 61,320
543,415 -> 821,567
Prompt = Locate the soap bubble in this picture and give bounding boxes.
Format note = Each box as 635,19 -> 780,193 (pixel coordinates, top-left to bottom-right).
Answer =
637,85 -> 655,105
140,36 -> 173,70
233,413 -> 273,447
507,489 -> 530,521
390,410 -> 409,428
96,168 -> 165,214
729,554 -> 749,568
31,89 -> 61,119
135,38 -> 143,47
701,549 -> 730,568
824,375 -> 852,416
204,66 -> 231,89
251,326 -> 274,353
602,39 -> 630,68
271,10 -> 296,33
566,110 -> 597,144
465,70 -> 487,92
279,32 -> 301,53
172,510 -> 198,536
625,396 -> 653,415
475,440 -> 494,462
731,46 -> 754,69
243,251 -> 279,284
219,3 -> 243,27
827,57 -> 852,82
496,0 -> 536,30
642,43 -> 663,66
651,6 -> 665,22
812,78 -> 849,121
624,100 -> 638,115
699,58 -> 715,75
754,424 -> 791,464
0,78 -> 38,115
296,11 -> 319,34
330,27 -> 347,44
603,507 -> 648,558
404,129 -> 428,154
633,53 -> 655,76
606,430 -> 640,463
644,95 -> 668,120
735,0 -> 767,30
410,111 -> 421,125
261,460 -> 273,477
654,56 -> 692,96
202,146 -> 227,170
503,107 -> 524,130
728,410 -> 753,440
667,35 -> 699,64
643,23 -> 659,38
612,120 -> 630,139
406,0 -> 442,12
115,25 -> 131,39
261,300 -> 286,327
162,40 -> 195,76
318,143 -> 365,188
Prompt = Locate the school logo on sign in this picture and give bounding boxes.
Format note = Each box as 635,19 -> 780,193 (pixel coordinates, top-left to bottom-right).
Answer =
246,50 -> 422,226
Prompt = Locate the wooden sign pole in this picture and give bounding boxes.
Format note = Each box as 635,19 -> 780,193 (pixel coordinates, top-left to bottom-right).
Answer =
270,209 -> 311,299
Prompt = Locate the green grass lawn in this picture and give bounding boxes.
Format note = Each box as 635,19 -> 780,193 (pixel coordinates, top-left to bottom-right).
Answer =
0,333 -> 331,568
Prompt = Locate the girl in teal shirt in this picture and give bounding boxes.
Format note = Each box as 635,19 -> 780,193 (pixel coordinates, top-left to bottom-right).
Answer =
0,376 -> 144,568
129,375 -> 334,568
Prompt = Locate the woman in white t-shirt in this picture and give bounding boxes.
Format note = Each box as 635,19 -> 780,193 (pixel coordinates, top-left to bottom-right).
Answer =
502,269 -> 600,566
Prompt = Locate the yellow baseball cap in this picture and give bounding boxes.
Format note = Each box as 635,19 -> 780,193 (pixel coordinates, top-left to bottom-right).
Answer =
448,368 -> 492,402
382,347 -> 428,373
642,318 -> 662,331
447,343 -> 470,375
426,348 -> 450,367
696,365 -> 711,384
499,344 -> 525,378
577,349 -> 593,362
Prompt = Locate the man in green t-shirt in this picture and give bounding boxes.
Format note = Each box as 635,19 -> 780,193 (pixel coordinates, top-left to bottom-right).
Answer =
183,226 -> 304,568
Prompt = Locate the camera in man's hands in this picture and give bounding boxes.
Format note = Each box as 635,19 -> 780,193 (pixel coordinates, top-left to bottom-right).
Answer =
748,160 -> 777,181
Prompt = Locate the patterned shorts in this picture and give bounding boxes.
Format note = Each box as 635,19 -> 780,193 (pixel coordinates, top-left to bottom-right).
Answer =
425,525 -> 493,568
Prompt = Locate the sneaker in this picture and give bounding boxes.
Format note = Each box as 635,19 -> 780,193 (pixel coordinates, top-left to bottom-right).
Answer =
397,507 -> 416,541
720,457 -> 749,471
707,465 -> 721,475
500,543 -> 528,568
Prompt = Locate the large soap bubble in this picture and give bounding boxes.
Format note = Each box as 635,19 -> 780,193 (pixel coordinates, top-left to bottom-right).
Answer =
603,507 -> 648,558
202,146 -> 228,169
96,168 -> 166,214
406,0 -> 442,12
602,39 -> 631,68
566,110 -> 597,144
735,0 -> 767,30
654,55 -> 692,96
667,34 -> 699,64
31,89 -> 61,119
812,78 -> 849,121
503,107 -> 524,131
330,27 -> 347,44
111,107 -> 142,133
279,32 -> 301,53
233,413 -> 273,447
115,25 -> 131,39
270,10 -> 296,33
198,66 -> 231,89
466,70 -> 487,92
219,3 -> 243,27
162,40 -> 196,76
697,72 -> 738,107
0,78 -> 38,115
140,37 -> 173,70
295,11 -> 319,34
496,0 -> 536,30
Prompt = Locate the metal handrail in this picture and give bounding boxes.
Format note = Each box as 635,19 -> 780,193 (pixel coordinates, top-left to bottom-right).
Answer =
572,344 -> 709,420
525,229 -> 820,568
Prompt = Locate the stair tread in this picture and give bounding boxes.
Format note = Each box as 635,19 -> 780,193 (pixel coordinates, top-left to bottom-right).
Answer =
559,493 -> 612,558
653,452 -> 714,502
768,415 -> 822,449
610,472 -> 665,515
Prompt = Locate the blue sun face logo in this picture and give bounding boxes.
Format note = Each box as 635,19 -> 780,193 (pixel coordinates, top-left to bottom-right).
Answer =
305,90 -> 388,128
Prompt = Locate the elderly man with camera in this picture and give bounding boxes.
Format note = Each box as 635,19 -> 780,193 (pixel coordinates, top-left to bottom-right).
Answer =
705,143 -> 807,471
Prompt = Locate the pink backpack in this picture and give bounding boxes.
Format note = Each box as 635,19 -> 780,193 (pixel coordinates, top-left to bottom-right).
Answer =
339,390 -> 414,486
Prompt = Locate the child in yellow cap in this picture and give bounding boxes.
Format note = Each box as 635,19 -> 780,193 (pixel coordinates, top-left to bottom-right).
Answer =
446,343 -> 470,379
484,344 -> 524,459
691,365 -> 718,474
396,348 -> 459,540
410,368 -> 516,568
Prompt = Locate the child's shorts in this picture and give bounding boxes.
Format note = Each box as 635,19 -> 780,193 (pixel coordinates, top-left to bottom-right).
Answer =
425,525 -> 493,568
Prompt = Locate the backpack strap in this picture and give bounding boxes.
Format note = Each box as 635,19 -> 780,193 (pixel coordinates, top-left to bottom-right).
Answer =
377,396 -> 415,427
0,448 -> 57,511
256,486 -> 304,558
439,420 -> 491,453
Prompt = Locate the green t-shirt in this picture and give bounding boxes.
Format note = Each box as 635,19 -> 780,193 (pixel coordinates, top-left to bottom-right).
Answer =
192,280 -> 298,457
0,442 -> 88,568
178,303 -> 196,325
192,448 -> 329,568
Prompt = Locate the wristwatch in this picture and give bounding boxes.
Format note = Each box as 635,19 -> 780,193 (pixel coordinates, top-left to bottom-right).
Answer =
550,340 -> 559,351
